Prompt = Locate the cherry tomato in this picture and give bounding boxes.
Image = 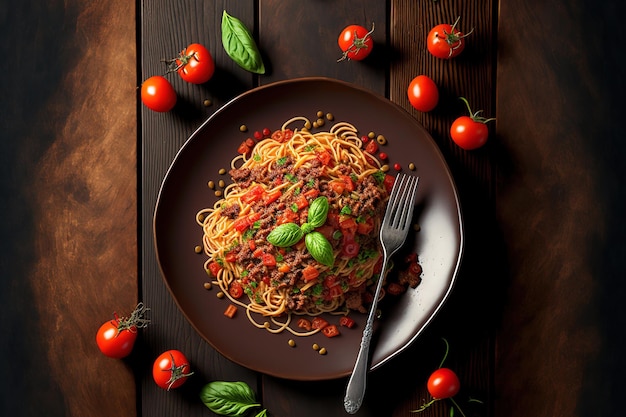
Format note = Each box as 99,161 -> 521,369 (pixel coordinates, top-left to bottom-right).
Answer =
407,75 -> 439,112
141,75 -> 177,112
96,320 -> 137,359
427,367 -> 461,399
96,303 -> 150,358
171,43 -> 215,84
152,350 -> 194,390
427,17 -> 472,59
450,97 -> 495,150
337,23 -> 375,61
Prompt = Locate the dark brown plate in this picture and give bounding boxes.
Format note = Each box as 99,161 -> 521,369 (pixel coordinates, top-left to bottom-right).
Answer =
153,77 -> 463,381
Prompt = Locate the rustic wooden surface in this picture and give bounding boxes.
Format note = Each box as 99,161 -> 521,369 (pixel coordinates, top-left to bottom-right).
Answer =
2,0 -> 625,416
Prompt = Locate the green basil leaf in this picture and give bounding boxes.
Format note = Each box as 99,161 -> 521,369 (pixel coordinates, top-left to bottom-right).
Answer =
221,11 -> 266,74
200,381 -> 260,416
267,223 -> 303,247
307,196 -> 329,228
305,232 -> 334,267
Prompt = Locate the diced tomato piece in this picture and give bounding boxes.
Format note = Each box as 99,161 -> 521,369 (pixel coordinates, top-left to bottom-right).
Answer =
316,150 -> 332,166
326,212 -> 340,228
323,275 -> 338,288
253,248 -> 264,258
316,225 -> 334,241
263,189 -> 282,204
248,240 -> 256,251
271,130 -> 285,142
207,261 -> 221,277
387,282 -> 406,296
233,217 -> 249,232
237,141 -> 250,156
383,174 -> 395,194
234,212 -> 261,232
303,188 -> 319,199
302,265 -> 320,282
283,129 -> 294,141
242,185 -> 265,204
224,304 -> 237,318
357,217 -> 374,235
294,194 -> 309,210
224,251 -> 237,263
278,264 -> 291,273
277,209 -> 299,225
229,281 -> 244,299
326,285 -> 343,299
339,316 -> 356,328
297,318 -> 312,331
262,253 -> 276,267
311,317 -> 329,330
339,216 -> 358,235
339,175 -> 355,192
321,324 -> 340,338
328,180 -> 345,195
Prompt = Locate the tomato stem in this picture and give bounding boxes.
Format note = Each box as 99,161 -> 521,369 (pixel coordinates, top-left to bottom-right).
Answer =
337,22 -> 375,62
438,337 -> 451,368
116,302 -> 151,334
165,352 -> 195,391
449,397 -> 468,417
459,97 -> 496,124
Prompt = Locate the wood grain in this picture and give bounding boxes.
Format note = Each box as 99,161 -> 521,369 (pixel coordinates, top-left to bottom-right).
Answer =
495,1 -> 626,416
0,0 -> 137,416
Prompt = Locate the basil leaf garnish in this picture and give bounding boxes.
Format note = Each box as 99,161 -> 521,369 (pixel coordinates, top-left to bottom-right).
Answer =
305,232 -> 334,267
307,196 -> 329,228
221,11 -> 266,74
200,381 -> 261,417
267,223 -> 303,247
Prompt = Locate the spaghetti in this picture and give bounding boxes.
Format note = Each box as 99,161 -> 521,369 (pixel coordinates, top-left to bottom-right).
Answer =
196,117 -> 393,335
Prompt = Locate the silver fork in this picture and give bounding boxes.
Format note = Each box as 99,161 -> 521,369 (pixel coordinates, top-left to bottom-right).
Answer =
343,173 -> 420,414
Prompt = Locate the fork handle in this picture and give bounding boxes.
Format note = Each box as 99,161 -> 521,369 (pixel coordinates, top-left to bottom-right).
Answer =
343,253 -> 389,414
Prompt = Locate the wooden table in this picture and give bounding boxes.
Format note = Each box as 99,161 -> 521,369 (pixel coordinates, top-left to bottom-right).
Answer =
2,0 -> 625,416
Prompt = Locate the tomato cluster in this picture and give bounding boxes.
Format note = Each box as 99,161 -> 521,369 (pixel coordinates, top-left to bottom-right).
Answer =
405,17 -> 495,150
96,303 -> 194,391
141,43 -> 215,112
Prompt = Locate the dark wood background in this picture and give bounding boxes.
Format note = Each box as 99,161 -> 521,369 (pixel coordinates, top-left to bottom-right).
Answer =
1,0 -> 625,416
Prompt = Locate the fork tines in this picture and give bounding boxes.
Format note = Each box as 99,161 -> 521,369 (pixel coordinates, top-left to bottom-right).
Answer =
383,173 -> 420,229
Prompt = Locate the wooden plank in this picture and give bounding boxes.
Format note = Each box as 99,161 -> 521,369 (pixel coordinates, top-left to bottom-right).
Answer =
258,0 -> 386,94
140,1 -> 258,417
390,1 -> 497,416
495,1 -> 626,416
0,0 -> 138,416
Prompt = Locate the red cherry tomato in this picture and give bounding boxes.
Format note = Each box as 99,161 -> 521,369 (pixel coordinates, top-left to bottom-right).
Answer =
172,43 -> 215,84
96,303 -> 150,358
407,75 -> 439,112
152,350 -> 194,390
450,97 -> 495,150
96,320 -> 137,359
141,75 -> 177,112
427,17 -> 472,59
337,23 -> 375,61
427,367 -> 461,399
